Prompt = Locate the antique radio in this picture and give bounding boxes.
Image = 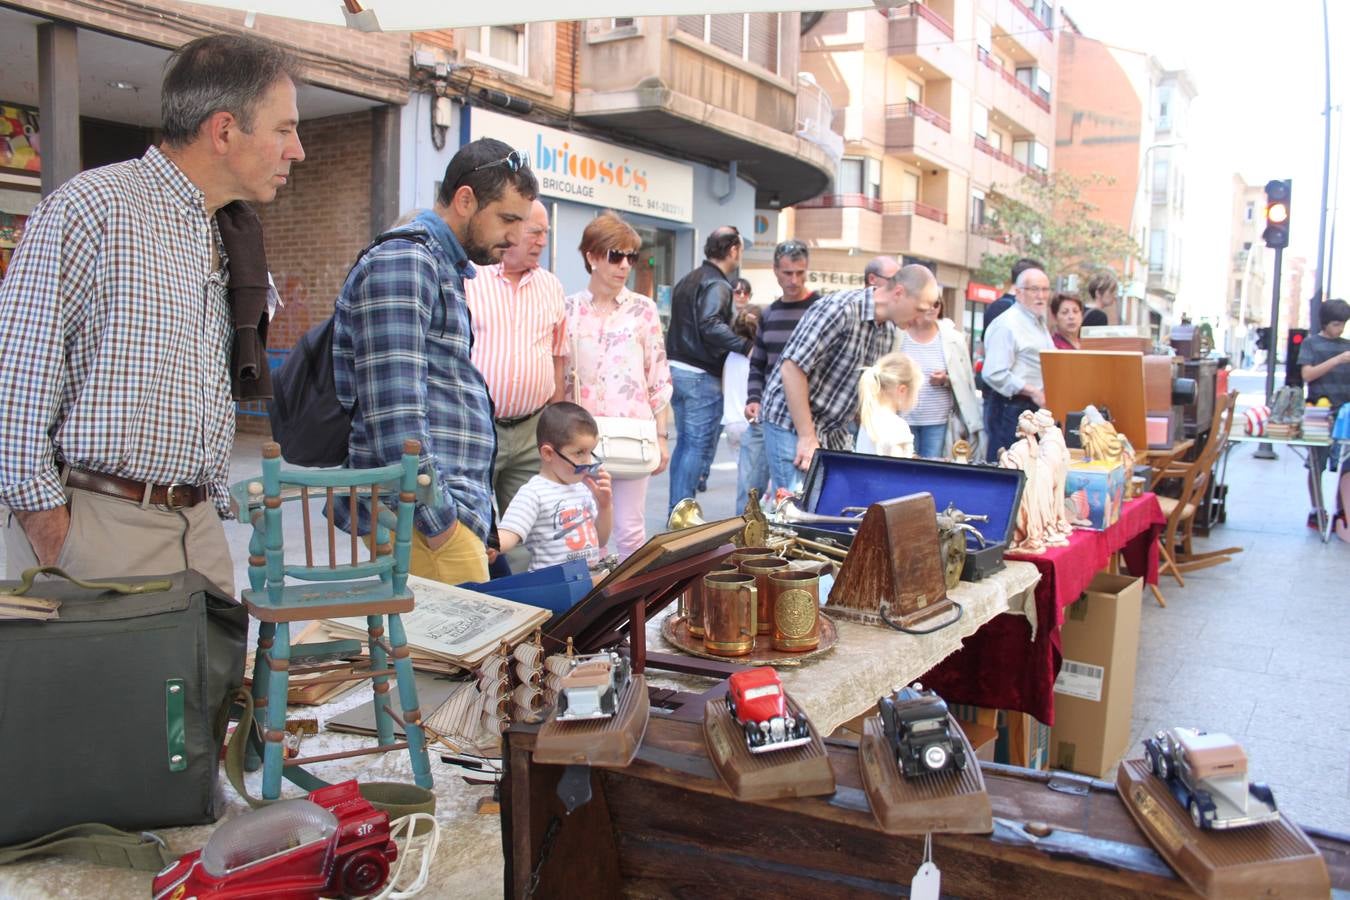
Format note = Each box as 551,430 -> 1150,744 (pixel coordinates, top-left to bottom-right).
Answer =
793,450 -> 1025,581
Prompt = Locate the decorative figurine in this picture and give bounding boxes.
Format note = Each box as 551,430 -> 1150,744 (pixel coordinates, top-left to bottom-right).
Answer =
725,667 -> 812,753
878,683 -> 967,778
1142,727 -> 1279,830
999,412 -> 1050,553
1031,409 -> 1073,545
555,649 -> 632,721
950,438 -> 972,464
151,780 -> 397,900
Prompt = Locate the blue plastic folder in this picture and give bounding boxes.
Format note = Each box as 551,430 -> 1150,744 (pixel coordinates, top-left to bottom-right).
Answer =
459,560 -> 592,615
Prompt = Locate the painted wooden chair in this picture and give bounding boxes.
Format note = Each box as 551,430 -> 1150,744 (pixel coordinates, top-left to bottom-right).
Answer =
231,439 -> 432,800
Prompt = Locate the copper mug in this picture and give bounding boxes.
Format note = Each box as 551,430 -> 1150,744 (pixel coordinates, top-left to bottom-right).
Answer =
729,546 -> 778,567
738,556 -> 790,635
682,565 -> 736,637
702,573 -> 757,656
768,569 -> 821,652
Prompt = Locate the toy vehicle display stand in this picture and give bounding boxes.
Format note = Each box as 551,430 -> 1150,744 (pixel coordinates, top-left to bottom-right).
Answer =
532,674 -> 649,768
661,611 -> 839,666
1116,758 -> 1330,898
702,695 -> 835,802
857,714 -> 992,835
503,710 -> 1350,899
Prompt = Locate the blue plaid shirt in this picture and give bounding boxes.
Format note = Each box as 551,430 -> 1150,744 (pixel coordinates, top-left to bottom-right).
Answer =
332,211 -> 496,543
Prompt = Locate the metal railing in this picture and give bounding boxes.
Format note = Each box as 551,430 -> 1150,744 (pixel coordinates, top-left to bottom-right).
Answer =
883,199 -> 948,224
884,99 -> 952,132
976,47 -> 1051,113
889,1 -> 955,39
795,193 -> 885,214
1008,0 -> 1054,40
973,136 -> 1047,184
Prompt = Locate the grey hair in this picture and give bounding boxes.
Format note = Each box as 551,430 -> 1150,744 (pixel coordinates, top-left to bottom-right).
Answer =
161,34 -> 303,147
889,263 -> 936,294
1015,266 -> 1048,289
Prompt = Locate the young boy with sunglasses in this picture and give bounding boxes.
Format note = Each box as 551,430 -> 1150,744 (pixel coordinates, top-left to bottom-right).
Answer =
496,402 -> 613,571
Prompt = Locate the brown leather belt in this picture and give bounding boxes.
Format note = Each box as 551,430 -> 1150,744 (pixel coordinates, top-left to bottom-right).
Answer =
62,466 -> 210,510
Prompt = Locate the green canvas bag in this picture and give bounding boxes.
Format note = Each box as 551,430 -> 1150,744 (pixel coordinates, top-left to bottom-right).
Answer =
0,567 -> 247,846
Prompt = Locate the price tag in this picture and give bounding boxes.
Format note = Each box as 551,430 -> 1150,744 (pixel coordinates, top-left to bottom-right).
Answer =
911,833 -> 941,900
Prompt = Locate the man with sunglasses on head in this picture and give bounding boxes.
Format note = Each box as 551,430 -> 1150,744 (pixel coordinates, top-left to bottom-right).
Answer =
665,226 -> 752,513
333,138 -> 538,585
740,239 -> 822,511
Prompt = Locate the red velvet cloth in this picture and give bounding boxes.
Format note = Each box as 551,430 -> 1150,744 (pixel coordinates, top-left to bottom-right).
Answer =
920,494 -> 1166,726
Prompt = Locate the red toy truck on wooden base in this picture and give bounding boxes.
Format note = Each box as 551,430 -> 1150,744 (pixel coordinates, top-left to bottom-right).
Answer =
151,781 -> 397,900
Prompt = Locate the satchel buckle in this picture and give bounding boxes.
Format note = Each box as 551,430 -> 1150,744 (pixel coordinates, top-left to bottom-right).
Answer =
164,482 -> 195,509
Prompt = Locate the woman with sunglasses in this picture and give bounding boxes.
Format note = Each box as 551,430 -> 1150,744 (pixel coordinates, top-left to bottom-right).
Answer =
564,211 -> 673,559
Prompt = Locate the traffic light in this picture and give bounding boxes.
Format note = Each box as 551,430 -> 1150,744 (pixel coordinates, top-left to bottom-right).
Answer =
1263,179 -> 1291,249
1285,328 -> 1309,387
1255,326 -> 1271,351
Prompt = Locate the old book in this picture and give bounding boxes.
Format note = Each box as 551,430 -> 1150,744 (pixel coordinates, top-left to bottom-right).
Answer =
0,595 -> 60,621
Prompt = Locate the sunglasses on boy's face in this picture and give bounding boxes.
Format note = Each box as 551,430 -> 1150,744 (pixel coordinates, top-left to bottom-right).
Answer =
605,248 -> 640,266
554,447 -> 605,476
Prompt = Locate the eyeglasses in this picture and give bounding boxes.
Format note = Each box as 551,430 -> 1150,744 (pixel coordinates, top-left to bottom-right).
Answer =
1019,286 -> 1053,296
606,249 -> 640,266
554,448 -> 605,476
469,150 -> 530,175
732,288 -> 751,296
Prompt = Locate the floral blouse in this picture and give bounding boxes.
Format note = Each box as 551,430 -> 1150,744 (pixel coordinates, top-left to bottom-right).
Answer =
564,287 -> 673,421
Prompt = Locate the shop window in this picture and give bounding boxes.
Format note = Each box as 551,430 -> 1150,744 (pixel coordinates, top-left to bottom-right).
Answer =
675,13 -> 781,75
460,25 -> 527,75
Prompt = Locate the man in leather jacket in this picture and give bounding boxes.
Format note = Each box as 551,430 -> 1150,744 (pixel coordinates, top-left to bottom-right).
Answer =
665,226 -> 751,512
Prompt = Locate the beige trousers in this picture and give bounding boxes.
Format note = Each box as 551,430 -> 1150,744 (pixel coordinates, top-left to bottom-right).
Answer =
493,411 -> 545,515
4,487 -> 235,596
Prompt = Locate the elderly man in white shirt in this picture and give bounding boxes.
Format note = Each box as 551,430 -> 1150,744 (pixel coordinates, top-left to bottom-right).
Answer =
980,266 -> 1054,461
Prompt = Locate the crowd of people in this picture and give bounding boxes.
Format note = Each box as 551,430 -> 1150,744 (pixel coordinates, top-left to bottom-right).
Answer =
0,31 -> 1148,592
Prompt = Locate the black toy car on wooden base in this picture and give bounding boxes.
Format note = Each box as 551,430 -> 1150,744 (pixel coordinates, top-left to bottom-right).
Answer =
878,683 -> 966,778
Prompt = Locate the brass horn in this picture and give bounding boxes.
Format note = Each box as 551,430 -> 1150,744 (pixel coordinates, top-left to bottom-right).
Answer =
667,497 -> 707,531
776,500 -> 865,528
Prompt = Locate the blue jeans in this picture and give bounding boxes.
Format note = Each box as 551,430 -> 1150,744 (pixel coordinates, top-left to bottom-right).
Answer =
735,420 -> 771,514
763,420 -> 805,495
911,422 -> 946,459
668,367 -> 724,513
984,392 -> 1037,462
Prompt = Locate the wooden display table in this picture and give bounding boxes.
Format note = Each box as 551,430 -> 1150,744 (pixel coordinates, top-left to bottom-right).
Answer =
501,713 -> 1350,899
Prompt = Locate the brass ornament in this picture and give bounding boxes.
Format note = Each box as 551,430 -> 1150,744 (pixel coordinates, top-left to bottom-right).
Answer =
774,588 -> 815,638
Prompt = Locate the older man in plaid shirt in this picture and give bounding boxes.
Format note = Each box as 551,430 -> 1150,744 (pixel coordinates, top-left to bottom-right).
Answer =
0,34 -> 304,594
759,263 -> 939,492
332,139 -> 537,585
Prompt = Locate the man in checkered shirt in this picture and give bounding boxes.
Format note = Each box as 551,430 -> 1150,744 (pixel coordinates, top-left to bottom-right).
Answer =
0,34 -> 305,594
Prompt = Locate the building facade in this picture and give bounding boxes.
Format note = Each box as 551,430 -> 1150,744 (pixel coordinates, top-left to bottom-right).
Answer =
401,16 -> 839,308
1227,174 -> 1270,359
774,0 -> 1059,338
1144,68 -> 1197,324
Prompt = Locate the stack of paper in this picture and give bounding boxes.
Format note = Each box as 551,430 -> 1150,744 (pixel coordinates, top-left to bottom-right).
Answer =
0,595 -> 60,621
322,575 -> 551,672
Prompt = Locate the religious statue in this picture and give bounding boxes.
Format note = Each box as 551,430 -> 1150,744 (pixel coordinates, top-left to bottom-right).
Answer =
1031,409 -> 1073,545
999,411 -> 1052,554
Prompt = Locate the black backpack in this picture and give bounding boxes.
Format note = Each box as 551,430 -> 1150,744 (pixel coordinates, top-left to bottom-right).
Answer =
268,229 -> 427,466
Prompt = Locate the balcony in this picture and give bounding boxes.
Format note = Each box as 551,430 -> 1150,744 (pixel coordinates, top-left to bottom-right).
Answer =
966,222 -> 1013,270
796,193 -> 884,213
572,16 -> 834,206
1009,0 -> 1054,42
885,100 -> 954,165
973,136 -> 1046,189
977,48 -> 1050,113
888,3 -> 961,77
793,196 -> 883,251
881,200 -> 963,265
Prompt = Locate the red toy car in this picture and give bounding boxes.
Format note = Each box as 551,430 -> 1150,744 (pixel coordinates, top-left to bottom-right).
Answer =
725,667 -> 812,754
152,781 -> 397,900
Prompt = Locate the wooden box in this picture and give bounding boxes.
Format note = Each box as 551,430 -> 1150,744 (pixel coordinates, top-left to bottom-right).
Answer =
1041,350 -> 1149,453
796,450 -> 1025,581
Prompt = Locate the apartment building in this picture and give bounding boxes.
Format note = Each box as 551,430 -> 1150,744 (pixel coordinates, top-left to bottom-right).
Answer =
405,16 -> 839,305
773,0 -> 1058,338
1145,68 -> 1197,322
1227,174 -> 1271,357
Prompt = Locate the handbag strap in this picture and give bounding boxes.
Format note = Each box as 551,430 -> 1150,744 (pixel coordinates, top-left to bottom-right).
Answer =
0,566 -> 173,598
224,689 -> 436,824
0,822 -> 175,871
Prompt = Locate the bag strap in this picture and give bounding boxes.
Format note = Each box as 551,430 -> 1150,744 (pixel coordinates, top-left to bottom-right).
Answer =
0,566 -> 173,598
0,823 -> 175,871
224,689 -> 436,822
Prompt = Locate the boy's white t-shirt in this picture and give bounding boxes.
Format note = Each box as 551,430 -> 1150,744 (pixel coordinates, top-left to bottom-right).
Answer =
855,408 -> 916,458
722,351 -> 750,426
499,475 -> 602,570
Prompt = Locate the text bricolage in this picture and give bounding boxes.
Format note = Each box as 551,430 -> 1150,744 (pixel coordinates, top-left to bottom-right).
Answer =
535,134 -> 649,191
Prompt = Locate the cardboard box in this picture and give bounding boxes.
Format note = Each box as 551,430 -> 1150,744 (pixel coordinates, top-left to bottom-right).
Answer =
1049,573 -> 1143,778
1065,460 -> 1126,531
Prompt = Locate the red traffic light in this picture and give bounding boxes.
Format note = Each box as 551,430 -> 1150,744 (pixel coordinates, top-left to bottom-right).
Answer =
1292,332 -> 1304,344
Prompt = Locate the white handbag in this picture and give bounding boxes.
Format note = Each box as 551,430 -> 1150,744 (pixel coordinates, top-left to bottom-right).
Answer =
572,337 -> 660,479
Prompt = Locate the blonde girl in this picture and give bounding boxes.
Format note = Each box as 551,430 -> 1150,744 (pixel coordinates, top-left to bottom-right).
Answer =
856,352 -> 923,458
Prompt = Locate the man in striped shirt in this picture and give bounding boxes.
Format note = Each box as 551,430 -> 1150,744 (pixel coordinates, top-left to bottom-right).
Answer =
333,139 -> 537,586
466,199 -> 568,514
0,34 -> 305,594
740,240 -> 821,511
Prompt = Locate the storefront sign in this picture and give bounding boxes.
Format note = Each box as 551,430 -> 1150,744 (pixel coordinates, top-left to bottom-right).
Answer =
966,281 -> 999,303
469,108 -> 693,223
805,269 -> 866,290
742,209 -> 780,262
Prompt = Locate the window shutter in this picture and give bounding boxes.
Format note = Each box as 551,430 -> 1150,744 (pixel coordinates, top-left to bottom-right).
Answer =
676,16 -> 705,39
746,13 -> 779,72
709,14 -> 744,57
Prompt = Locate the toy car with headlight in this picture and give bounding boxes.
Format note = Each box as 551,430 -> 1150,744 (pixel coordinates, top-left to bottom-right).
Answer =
151,780 -> 396,900
555,650 -> 631,721
878,683 -> 966,778
1142,727 -> 1279,831
725,667 -> 812,753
